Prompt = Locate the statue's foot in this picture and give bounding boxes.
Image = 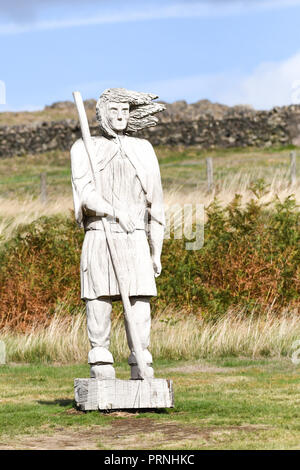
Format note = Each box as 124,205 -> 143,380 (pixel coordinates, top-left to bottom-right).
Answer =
130,365 -> 154,380
88,347 -> 113,364
90,364 -> 116,379
128,349 -> 154,379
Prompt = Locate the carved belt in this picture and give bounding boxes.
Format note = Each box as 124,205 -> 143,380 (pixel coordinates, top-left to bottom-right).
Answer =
84,217 -> 147,232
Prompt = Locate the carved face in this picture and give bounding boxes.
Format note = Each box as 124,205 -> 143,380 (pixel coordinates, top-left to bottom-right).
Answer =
106,101 -> 130,133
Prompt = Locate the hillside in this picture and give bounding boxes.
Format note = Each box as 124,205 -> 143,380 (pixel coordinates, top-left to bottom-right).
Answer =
1,98 -> 300,158
0,98 -> 256,126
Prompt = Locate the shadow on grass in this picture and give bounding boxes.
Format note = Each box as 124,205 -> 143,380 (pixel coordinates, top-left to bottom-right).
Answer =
101,408 -> 170,415
37,399 -> 169,416
38,399 -> 75,407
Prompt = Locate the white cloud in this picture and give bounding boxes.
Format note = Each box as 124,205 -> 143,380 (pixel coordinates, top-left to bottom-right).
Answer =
1,0 -> 300,35
224,53 -> 300,108
137,52 -> 300,109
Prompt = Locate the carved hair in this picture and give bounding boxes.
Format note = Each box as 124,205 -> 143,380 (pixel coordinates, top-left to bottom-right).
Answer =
96,87 -> 166,138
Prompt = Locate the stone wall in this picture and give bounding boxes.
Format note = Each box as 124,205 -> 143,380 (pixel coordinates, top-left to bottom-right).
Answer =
1,104 -> 300,158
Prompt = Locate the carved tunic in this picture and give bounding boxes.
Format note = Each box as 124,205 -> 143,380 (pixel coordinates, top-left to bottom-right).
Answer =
71,136 -> 164,300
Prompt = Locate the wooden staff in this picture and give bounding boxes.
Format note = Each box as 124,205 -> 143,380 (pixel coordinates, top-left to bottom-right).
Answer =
72,91 -> 149,379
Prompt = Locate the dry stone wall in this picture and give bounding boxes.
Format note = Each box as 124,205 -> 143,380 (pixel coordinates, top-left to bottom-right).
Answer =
1,104 -> 300,158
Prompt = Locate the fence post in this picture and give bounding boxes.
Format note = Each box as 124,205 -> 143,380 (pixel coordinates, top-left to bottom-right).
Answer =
206,157 -> 214,193
290,151 -> 297,187
40,172 -> 47,203
0,340 -> 6,365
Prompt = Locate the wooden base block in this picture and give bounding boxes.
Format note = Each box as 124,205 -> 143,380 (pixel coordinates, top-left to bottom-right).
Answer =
74,378 -> 174,411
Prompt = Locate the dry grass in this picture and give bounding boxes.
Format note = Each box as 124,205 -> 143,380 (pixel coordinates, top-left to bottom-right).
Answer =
0,104 -> 94,126
1,307 -> 299,364
164,172 -> 300,209
0,196 -> 73,243
0,173 -> 298,243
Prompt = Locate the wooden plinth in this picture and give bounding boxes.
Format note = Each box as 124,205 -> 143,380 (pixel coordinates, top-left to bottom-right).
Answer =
74,378 -> 174,411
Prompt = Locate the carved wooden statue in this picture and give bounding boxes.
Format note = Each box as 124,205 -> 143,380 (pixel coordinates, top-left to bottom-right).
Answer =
70,88 -> 165,381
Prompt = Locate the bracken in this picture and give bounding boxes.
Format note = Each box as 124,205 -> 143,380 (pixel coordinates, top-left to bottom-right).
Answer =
0,187 -> 299,330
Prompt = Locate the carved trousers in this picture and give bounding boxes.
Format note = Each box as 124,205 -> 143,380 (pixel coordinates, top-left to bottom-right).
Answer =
85,296 -> 152,365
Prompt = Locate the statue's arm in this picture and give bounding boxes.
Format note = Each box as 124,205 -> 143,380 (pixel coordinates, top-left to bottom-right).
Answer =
145,142 -> 165,274
81,185 -> 115,217
70,139 -> 135,232
70,139 -> 116,224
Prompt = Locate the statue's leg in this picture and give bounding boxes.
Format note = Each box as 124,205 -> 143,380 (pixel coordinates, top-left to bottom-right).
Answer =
86,297 -> 115,379
125,296 -> 154,379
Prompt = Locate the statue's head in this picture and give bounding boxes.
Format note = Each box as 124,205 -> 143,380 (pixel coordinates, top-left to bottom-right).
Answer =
106,101 -> 130,134
96,87 -> 165,138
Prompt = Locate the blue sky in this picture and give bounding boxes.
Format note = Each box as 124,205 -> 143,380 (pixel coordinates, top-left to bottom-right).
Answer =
1,0 -> 300,111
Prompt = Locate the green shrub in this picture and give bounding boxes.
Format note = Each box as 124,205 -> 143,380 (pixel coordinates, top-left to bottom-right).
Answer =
0,215 -> 83,329
0,191 -> 299,329
157,190 -> 299,317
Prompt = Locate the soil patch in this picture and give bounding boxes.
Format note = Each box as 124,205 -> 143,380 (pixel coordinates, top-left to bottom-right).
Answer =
0,417 -> 268,450
164,364 -> 238,374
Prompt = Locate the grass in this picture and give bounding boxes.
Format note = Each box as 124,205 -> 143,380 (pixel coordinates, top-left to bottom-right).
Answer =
0,145 -> 299,449
0,150 -> 71,200
0,146 -> 298,251
0,103 -> 96,126
0,145 -> 299,249
157,144 -> 300,195
0,146 -> 299,201
1,309 -> 300,364
1,358 -> 300,449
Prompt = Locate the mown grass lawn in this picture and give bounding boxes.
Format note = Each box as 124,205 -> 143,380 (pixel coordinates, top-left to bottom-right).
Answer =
1,358 -> 300,450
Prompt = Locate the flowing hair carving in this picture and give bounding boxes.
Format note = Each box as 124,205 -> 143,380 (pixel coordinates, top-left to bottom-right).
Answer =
96,87 -> 166,138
